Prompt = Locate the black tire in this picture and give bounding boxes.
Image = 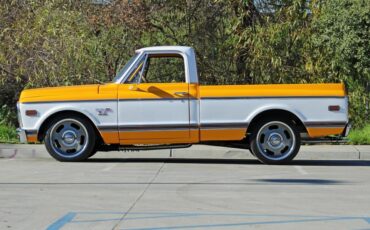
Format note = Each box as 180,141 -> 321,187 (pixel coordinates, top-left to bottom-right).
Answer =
89,135 -> 104,158
249,118 -> 300,164
44,114 -> 96,162
89,144 -> 99,158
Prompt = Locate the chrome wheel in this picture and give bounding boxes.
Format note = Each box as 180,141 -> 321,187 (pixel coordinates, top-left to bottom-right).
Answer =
256,121 -> 296,161
49,119 -> 89,158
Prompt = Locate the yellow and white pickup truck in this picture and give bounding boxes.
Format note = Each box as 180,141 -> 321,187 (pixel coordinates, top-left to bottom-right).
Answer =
17,46 -> 350,164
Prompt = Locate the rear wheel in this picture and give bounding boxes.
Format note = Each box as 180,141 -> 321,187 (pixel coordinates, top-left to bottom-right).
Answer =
89,141 -> 101,158
249,118 -> 300,164
44,115 -> 96,162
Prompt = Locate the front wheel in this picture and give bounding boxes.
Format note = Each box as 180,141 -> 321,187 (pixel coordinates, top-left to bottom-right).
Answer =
249,118 -> 300,164
44,115 -> 96,162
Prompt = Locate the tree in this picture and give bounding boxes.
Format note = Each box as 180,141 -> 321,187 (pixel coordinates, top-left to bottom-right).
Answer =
310,0 -> 370,127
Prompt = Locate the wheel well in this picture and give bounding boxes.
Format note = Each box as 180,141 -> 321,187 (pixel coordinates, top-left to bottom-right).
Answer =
37,111 -> 102,143
248,109 -> 307,134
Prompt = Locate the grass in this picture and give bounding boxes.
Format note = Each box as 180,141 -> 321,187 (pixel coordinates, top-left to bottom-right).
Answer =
0,124 -> 18,143
348,124 -> 370,145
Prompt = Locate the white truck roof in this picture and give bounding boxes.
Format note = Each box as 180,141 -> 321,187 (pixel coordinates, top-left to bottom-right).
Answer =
136,46 -> 193,54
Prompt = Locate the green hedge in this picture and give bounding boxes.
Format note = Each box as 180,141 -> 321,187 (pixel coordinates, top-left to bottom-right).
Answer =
348,124 -> 370,145
0,124 -> 18,143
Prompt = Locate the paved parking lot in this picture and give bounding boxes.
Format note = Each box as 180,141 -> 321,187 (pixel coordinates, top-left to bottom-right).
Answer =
0,144 -> 370,230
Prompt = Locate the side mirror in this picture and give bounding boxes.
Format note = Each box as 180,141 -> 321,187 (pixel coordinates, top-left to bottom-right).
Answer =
129,84 -> 139,91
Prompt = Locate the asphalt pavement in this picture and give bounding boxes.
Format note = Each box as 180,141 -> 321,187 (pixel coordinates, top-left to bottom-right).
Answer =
0,144 -> 369,230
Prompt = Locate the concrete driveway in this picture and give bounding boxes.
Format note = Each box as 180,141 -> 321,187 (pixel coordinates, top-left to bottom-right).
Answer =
0,144 -> 369,230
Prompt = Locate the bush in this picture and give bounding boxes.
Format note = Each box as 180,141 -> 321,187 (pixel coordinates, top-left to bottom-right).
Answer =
0,105 -> 17,127
348,124 -> 370,145
310,0 -> 370,128
0,124 -> 18,143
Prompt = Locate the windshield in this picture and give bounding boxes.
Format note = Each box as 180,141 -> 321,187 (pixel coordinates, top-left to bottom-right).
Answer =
112,53 -> 139,82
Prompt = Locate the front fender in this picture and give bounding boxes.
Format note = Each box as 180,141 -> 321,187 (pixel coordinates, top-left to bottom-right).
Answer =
19,103 -> 102,132
35,106 -> 101,131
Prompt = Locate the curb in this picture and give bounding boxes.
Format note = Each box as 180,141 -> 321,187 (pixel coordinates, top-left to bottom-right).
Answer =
0,144 -> 369,160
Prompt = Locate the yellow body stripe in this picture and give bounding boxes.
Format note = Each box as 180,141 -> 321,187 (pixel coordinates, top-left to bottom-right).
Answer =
119,130 -> 199,145
100,131 -> 120,144
27,135 -> 38,143
19,84 -> 118,103
200,129 -> 246,141
307,127 -> 344,137
199,83 -> 345,98
20,83 -> 345,103
119,130 -> 190,140
118,83 -> 191,99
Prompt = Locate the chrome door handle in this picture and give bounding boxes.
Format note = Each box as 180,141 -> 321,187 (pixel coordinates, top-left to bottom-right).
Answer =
174,92 -> 188,96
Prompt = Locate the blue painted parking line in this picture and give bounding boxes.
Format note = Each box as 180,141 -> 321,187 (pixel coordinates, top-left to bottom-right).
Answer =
46,211 -> 370,230
46,212 -> 76,230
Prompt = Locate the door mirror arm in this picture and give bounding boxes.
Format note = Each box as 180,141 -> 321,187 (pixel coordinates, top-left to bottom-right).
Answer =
129,84 -> 139,91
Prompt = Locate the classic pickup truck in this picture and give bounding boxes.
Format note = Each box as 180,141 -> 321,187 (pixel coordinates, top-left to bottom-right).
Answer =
17,46 -> 350,164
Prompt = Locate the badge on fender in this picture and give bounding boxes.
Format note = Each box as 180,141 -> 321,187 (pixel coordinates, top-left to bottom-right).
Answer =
96,108 -> 113,116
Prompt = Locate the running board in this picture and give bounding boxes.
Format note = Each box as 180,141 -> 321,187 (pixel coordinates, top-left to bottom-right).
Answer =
200,141 -> 249,149
120,144 -> 192,151
97,144 -> 192,152
302,137 -> 349,144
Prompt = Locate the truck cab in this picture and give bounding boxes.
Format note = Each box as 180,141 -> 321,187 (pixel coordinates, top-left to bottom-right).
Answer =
113,46 -> 200,144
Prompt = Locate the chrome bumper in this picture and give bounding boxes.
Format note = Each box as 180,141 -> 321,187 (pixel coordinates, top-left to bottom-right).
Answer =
342,123 -> 352,137
16,128 -> 27,143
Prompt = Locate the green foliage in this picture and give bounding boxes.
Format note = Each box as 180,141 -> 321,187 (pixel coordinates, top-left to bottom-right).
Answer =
0,124 -> 18,143
0,0 -> 369,129
0,0 -> 140,118
348,124 -> 370,145
310,0 -> 370,127
144,57 -> 185,83
0,105 -> 17,126
236,0 -> 312,84
0,105 -> 18,143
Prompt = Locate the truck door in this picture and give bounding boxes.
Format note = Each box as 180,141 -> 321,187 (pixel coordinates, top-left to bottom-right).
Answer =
117,53 -> 191,143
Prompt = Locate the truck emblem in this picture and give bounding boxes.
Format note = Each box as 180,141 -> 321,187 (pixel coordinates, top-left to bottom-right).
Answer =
96,108 -> 113,116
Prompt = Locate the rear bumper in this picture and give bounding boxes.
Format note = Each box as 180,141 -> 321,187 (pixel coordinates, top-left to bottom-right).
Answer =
342,123 -> 351,137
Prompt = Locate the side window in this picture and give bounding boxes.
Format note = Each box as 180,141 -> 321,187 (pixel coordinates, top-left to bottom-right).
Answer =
143,54 -> 185,83
125,53 -> 186,84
